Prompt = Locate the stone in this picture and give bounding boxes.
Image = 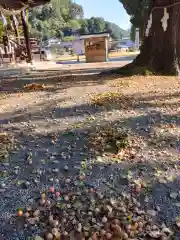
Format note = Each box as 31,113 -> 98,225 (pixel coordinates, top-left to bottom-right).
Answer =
33,210 -> 40,217
64,165 -> 68,171
162,227 -> 173,235
147,209 -> 157,217
0,183 -> 6,188
52,168 -> 59,173
170,192 -> 178,199
102,216 -> 108,223
27,217 -> 38,225
148,231 -> 161,238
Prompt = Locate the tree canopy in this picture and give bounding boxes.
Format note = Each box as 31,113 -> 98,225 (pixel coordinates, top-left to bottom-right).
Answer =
117,0 -> 180,75
28,0 -> 129,40
119,0 -> 150,39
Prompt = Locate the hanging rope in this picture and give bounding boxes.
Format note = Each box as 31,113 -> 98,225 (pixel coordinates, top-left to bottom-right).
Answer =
151,1 -> 180,11
145,1 -> 180,37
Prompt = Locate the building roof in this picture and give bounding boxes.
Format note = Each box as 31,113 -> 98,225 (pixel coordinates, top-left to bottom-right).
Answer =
0,0 -> 50,11
80,32 -> 110,40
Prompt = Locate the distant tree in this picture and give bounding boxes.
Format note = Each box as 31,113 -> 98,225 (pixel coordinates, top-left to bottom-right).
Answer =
93,17 -> 106,33
87,17 -> 96,33
28,0 -> 128,41
67,19 -> 81,30
78,19 -> 89,34
69,2 -> 84,19
105,21 -> 123,40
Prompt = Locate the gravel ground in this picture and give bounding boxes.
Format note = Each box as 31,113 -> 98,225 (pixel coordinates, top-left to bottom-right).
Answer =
0,72 -> 180,239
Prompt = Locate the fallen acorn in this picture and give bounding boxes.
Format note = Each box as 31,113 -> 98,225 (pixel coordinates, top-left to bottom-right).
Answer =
17,210 -> 23,217
49,186 -> 55,193
91,232 -> 98,240
13,183 -> 173,240
135,185 -> 141,193
55,191 -> 61,197
41,192 -> 46,199
52,220 -> 59,227
33,209 -> 40,217
176,219 -> 180,228
140,182 -> 147,188
106,232 -> 112,239
45,232 -> 53,240
111,224 -> 122,236
39,198 -> 46,206
24,212 -> 30,218
79,174 -> 86,181
52,227 -> 61,239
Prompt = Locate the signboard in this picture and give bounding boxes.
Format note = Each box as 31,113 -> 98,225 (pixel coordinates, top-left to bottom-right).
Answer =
134,28 -> 140,50
84,37 -> 107,62
72,39 -> 85,55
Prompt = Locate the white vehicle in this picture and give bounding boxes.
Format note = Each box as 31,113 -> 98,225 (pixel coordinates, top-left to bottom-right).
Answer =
40,49 -> 53,61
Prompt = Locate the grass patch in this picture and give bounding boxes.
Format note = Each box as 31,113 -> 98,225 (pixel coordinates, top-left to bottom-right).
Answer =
90,91 -> 134,109
0,93 -> 9,100
0,132 -> 15,162
89,124 -> 129,155
109,65 -> 154,76
88,124 -> 143,162
108,77 -> 132,88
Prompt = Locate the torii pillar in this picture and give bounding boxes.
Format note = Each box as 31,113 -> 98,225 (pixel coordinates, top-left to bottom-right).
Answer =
21,10 -> 32,63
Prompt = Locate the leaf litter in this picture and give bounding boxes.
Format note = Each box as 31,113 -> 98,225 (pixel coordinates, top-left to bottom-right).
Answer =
0,74 -> 180,239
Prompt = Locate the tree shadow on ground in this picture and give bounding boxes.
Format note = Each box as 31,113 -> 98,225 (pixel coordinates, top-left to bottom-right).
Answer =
1,116 -> 180,238
0,69 -> 118,94
1,91 -> 179,129
90,91 -> 180,111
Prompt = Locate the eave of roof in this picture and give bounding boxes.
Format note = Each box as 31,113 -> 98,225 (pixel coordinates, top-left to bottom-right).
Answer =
80,32 -> 110,40
0,0 -> 50,11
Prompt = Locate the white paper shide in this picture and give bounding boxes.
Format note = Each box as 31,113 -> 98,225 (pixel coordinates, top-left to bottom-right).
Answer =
161,8 -> 169,32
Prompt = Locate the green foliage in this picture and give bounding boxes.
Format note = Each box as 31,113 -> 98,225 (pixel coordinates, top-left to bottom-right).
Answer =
67,19 -> 81,30
130,25 -> 135,41
119,0 -> 150,39
0,22 -> 4,39
63,36 -> 76,42
105,21 -> 123,40
28,0 -> 128,40
78,17 -> 127,40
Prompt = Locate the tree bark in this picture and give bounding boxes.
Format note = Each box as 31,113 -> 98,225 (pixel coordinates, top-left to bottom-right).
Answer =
127,0 -> 180,75
21,10 -> 32,63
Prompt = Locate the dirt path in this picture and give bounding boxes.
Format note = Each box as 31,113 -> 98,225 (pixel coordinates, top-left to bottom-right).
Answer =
0,73 -> 180,239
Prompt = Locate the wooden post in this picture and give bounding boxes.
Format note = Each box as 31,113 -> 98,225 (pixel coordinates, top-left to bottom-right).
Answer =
21,10 -> 32,63
40,37 -> 43,61
2,34 -> 8,56
10,15 -> 20,45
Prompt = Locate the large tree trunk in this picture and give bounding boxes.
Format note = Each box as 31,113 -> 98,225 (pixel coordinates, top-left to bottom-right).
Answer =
21,10 -> 32,63
128,0 -> 180,75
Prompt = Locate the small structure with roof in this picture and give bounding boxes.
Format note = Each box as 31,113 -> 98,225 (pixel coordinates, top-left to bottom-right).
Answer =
80,32 -> 109,63
0,0 -> 50,64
